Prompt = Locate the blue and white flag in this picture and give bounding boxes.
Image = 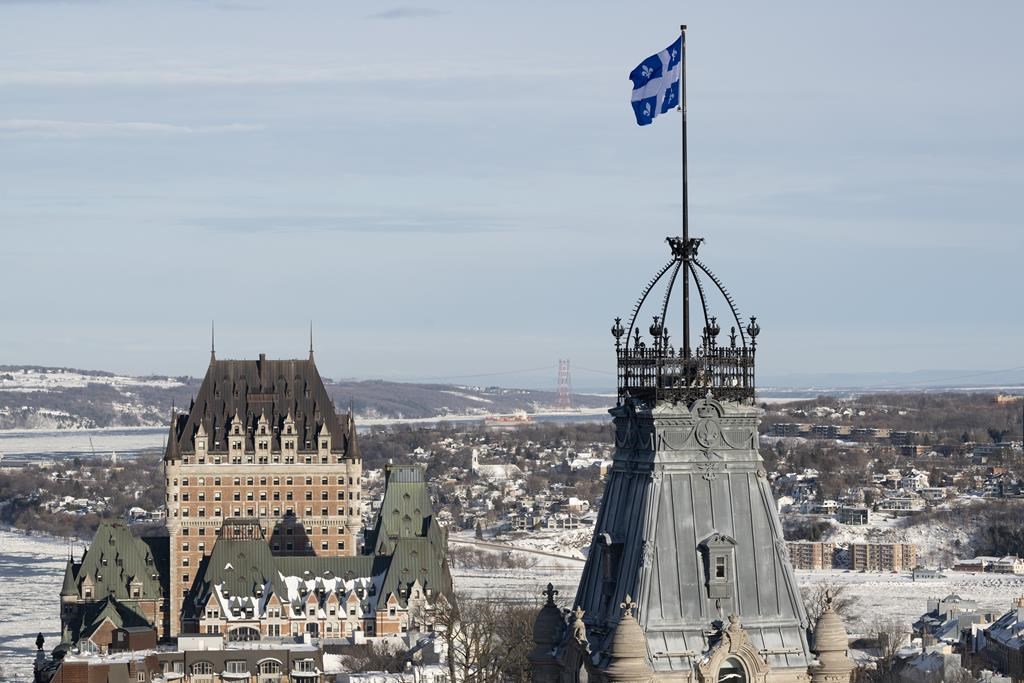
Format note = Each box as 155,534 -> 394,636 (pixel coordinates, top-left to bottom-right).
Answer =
629,37 -> 682,126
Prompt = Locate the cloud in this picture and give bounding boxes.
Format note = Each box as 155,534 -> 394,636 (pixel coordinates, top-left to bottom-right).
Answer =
366,6 -> 445,20
192,211 -> 510,234
0,119 -> 264,139
0,61 -> 586,87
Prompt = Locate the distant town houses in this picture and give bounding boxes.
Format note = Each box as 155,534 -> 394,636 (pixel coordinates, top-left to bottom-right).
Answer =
913,594 -> 992,645
962,596 -> 1024,681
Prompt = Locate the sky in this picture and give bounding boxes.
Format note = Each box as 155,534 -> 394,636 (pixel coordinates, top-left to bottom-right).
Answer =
0,1 -> 1021,391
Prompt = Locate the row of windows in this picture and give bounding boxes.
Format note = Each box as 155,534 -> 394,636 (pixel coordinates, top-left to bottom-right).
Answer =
176,490 -> 359,503
183,454 -> 358,465
176,506 -> 357,518
182,526 -> 346,551
175,476 -> 357,487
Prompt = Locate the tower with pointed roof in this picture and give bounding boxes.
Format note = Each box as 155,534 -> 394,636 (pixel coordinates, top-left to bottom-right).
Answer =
531,26 -> 818,683
163,349 -> 362,636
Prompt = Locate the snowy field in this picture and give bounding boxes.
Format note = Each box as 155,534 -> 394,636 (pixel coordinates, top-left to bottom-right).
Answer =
0,369 -> 183,393
794,569 -> 1024,636
0,529 -> 68,682
449,536 -> 1024,639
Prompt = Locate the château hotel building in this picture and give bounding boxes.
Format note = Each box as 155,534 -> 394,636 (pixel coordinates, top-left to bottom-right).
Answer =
163,348 -> 362,635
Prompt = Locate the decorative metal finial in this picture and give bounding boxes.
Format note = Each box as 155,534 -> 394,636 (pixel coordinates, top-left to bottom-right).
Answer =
729,326 -> 737,348
649,315 -> 663,338
620,594 -> 638,618
708,315 -> 721,338
746,316 -> 760,348
543,583 -> 559,607
611,317 -> 624,340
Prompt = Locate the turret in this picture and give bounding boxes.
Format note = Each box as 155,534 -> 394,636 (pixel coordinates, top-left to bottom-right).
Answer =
528,584 -> 565,683
60,556 -> 77,599
604,596 -> 653,683
810,597 -> 855,683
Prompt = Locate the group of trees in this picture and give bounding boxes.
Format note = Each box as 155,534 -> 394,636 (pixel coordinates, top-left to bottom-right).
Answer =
432,595 -> 536,683
447,545 -> 538,571
0,454 -> 163,538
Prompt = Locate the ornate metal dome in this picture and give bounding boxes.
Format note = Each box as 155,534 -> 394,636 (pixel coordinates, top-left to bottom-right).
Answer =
612,235 -> 759,406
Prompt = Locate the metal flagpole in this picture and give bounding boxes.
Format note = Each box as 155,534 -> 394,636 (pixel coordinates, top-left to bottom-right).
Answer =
680,24 -> 691,358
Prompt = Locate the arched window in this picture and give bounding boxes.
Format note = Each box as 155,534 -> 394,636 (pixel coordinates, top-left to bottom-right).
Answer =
228,626 -> 261,642
717,657 -> 747,683
258,660 -> 283,674
191,661 -> 214,675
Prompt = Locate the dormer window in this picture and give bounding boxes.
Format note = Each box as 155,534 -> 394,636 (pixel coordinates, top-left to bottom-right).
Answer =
700,533 -> 738,601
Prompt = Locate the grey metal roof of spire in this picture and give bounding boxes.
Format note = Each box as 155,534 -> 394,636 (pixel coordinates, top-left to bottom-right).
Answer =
572,396 -> 812,676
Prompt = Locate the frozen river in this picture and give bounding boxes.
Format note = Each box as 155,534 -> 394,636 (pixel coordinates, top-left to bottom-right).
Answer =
0,427 -> 166,458
0,529 -> 67,682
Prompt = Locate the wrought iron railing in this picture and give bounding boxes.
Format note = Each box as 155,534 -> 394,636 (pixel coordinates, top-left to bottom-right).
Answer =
616,344 -> 755,404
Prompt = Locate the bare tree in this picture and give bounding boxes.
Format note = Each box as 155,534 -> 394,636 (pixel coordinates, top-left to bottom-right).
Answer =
801,579 -> 857,626
866,616 -> 909,683
430,593 -> 539,682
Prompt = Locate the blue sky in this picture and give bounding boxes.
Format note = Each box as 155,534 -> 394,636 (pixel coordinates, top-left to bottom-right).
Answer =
0,1 -> 1021,390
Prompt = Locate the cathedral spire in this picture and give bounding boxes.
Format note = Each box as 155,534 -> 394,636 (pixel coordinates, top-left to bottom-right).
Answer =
210,321 -> 216,364
309,321 -> 314,362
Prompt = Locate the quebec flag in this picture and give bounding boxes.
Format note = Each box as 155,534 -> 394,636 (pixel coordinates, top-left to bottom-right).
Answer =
629,37 -> 682,126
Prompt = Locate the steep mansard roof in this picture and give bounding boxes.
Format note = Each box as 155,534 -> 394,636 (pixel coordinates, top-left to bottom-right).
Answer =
73,522 -> 164,603
189,465 -> 453,618
64,596 -> 153,643
165,356 -> 359,461
364,465 -> 453,606
364,465 -> 435,550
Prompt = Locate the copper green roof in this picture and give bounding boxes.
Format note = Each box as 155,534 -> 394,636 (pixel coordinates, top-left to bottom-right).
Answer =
73,522 -> 163,602
61,556 -> 77,597
64,596 -> 152,643
189,464 -> 453,616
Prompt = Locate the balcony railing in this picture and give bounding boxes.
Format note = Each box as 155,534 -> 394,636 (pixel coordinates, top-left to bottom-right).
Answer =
616,344 -> 755,405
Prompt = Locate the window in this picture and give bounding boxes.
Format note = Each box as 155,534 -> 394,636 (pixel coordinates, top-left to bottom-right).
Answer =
717,657 -> 747,683
191,662 -> 213,675
716,556 -> 727,579
225,661 -> 247,674
259,660 -> 282,675
305,477 -> 312,485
